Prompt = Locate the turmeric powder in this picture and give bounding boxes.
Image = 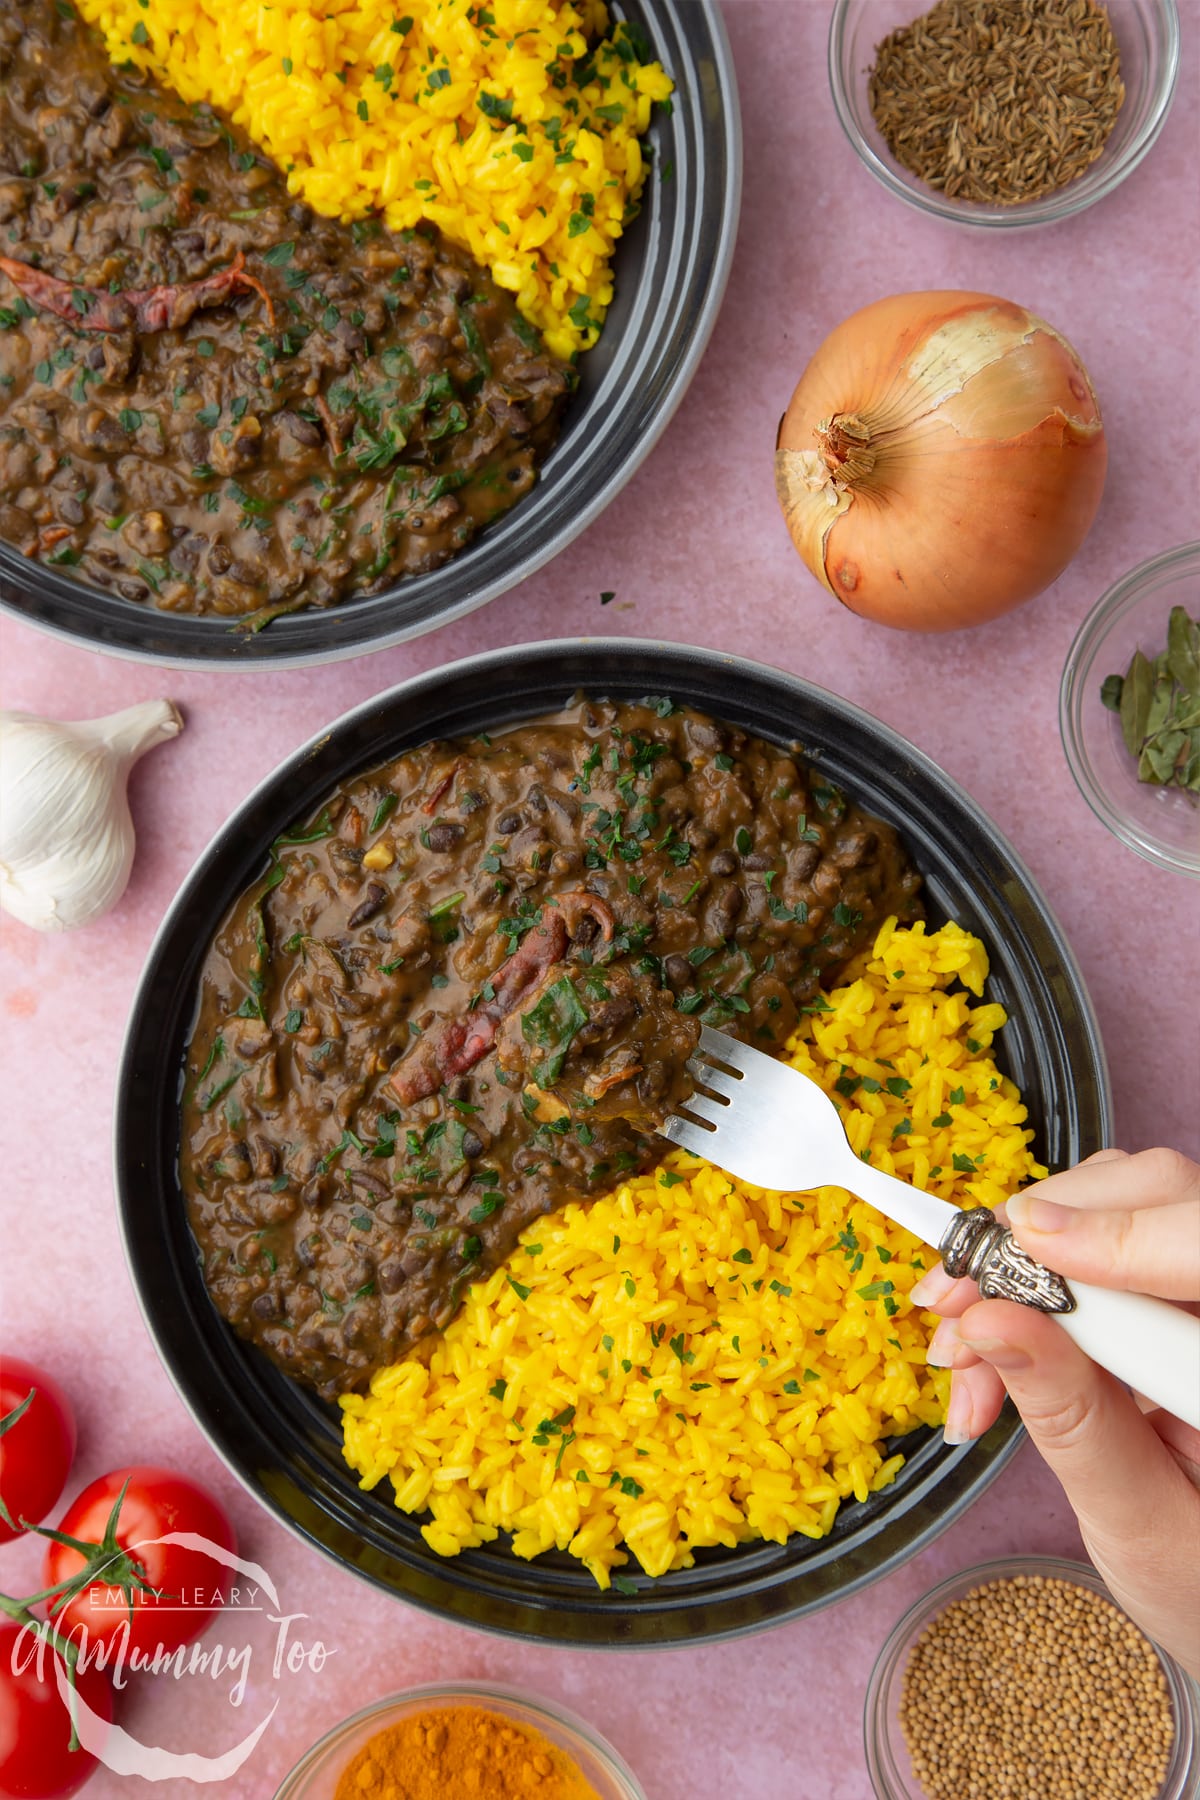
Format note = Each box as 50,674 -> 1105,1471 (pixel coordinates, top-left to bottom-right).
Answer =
332,1704 -> 605,1800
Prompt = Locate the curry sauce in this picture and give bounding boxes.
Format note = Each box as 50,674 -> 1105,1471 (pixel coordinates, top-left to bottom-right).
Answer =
0,0 -> 571,623
181,700 -> 922,1399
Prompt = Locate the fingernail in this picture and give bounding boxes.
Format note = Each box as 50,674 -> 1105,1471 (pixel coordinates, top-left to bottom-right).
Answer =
911,1265 -> 954,1308
926,1319 -> 964,1368
942,1380 -> 974,1446
957,1332 -> 1032,1371
1007,1194 -> 1071,1234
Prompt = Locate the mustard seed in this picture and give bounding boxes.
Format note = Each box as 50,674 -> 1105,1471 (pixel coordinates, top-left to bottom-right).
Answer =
898,1575 -> 1175,1800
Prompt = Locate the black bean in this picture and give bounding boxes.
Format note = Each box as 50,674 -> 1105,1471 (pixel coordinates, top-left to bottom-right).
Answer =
378,1261 -> 406,1295
324,271 -> 362,300
663,953 -> 691,990
347,883 -> 388,928
223,1141 -> 253,1178
180,427 -> 210,462
170,533 -> 206,574
78,409 -> 126,452
348,1168 -> 387,1198
486,395 -> 529,436
279,409 -> 322,447
332,991 -> 372,1017
788,844 -> 821,882
250,1292 -> 277,1320
426,821 -> 464,852
707,884 -> 744,936
833,828 -> 878,868
207,541 -> 232,574
710,849 -> 737,877
461,1130 -> 484,1159
497,810 -> 522,835
58,495 -> 85,525
743,851 -> 774,871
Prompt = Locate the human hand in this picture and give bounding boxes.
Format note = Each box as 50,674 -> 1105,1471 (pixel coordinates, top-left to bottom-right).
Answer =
911,1147 -> 1200,1676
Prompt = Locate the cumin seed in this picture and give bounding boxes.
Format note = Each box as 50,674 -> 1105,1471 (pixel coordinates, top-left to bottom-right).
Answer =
868,0 -> 1124,206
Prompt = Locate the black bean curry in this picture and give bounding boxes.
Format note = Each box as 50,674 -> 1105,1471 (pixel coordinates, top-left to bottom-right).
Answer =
181,699 -> 923,1399
0,0 -> 571,625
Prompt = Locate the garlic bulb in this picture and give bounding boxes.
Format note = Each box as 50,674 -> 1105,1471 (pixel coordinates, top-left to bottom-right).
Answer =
0,700 -> 183,932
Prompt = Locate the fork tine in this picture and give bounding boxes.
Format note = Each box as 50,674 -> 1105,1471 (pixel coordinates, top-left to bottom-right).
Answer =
685,1057 -> 743,1100
672,1090 -> 730,1128
661,1113 -> 716,1156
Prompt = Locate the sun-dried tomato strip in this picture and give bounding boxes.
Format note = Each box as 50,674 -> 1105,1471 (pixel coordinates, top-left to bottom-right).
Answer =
388,892 -> 615,1105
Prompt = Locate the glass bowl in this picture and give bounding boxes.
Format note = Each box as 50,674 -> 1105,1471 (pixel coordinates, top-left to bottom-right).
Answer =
1060,543 -> 1200,878
272,1682 -> 646,1800
828,0 -> 1180,229
864,1556 -> 1200,1800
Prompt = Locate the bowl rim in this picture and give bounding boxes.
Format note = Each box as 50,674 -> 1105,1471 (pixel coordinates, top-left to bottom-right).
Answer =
862,1552 -> 1200,1800
1059,541 -> 1200,879
271,1679 -> 648,1800
114,635 -> 1113,1646
827,0 -> 1181,231
0,0 -> 742,669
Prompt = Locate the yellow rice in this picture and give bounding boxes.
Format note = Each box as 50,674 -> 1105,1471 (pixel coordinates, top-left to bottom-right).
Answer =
74,0 -> 672,357
340,918 -> 1047,1587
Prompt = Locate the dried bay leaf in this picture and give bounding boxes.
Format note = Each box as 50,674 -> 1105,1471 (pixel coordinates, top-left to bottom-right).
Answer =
1102,609 -> 1200,795
1166,605 -> 1200,693
1144,659 -> 1174,739
1119,648 -> 1154,756
1138,736 -> 1176,784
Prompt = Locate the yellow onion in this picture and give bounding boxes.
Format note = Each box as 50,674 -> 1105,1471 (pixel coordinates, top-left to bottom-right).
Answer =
775,290 -> 1107,631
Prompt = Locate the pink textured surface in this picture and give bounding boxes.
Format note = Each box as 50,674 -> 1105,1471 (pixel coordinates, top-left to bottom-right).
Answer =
3,2 -> 1199,1795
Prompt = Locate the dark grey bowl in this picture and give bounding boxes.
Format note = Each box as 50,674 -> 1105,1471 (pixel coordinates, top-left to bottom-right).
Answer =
0,3 -> 739,668
115,640 -> 1112,1645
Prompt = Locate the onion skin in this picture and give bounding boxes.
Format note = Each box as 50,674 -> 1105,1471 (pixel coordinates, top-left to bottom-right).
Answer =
775,291 -> 1107,632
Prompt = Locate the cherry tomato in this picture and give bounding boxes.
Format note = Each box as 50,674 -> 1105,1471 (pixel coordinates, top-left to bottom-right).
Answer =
43,1468 -> 236,1659
0,1360 -> 75,1546
0,1620 -> 112,1800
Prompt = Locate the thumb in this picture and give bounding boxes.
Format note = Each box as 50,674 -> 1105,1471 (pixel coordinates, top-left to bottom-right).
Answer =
957,1297 -> 1198,1551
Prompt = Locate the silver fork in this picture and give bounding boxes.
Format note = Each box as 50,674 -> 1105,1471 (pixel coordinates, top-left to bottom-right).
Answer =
661,1025 -> 1200,1429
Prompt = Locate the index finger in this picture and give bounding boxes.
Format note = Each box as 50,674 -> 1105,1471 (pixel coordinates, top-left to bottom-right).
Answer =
1007,1151 -> 1200,1301
1021,1147 -> 1199,1213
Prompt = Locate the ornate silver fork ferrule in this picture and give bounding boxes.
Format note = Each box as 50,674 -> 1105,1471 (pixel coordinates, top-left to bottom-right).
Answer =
939,1208 -> 1076,1314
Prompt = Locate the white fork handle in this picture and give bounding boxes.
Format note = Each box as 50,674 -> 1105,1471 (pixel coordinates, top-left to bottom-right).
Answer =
843,1159 -> 1200,1426
1054,1282 -> 1200,1430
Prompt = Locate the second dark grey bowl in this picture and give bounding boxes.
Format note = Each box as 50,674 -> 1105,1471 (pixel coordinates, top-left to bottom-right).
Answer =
0,3 -> 739,668
115,640 -> 1112,1646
